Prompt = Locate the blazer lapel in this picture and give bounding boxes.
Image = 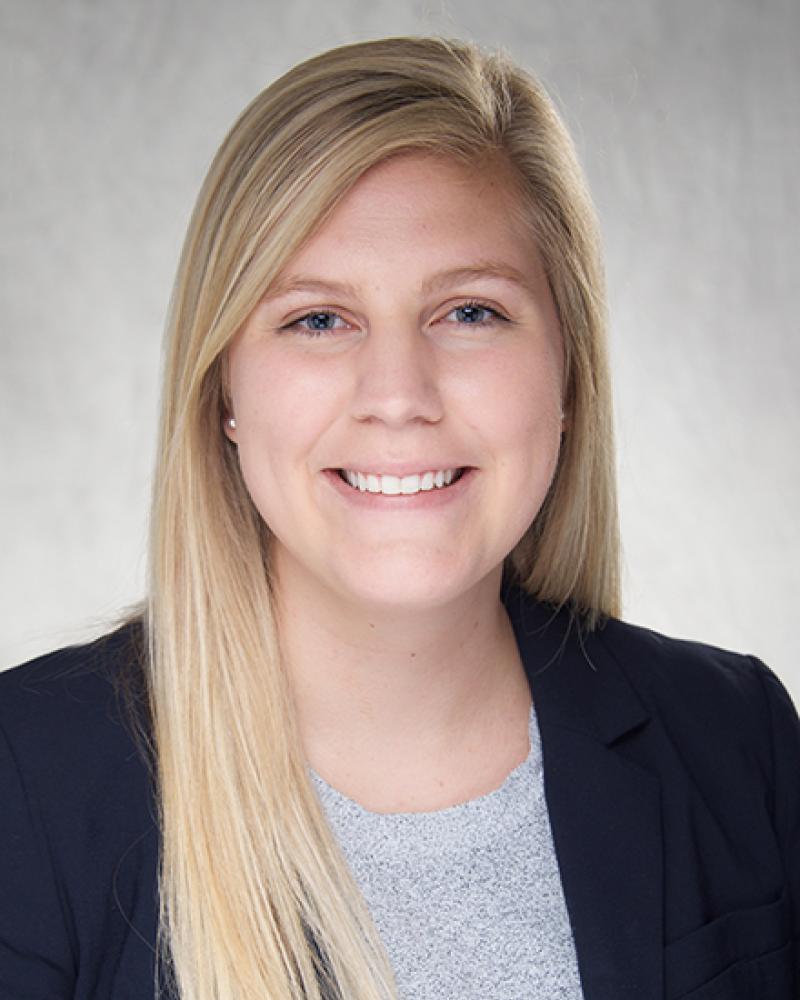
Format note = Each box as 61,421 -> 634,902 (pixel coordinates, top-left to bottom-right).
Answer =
503,583 -> 664,1000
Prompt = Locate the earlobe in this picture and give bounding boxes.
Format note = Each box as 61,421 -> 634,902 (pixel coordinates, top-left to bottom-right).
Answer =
223,415 -> 237,441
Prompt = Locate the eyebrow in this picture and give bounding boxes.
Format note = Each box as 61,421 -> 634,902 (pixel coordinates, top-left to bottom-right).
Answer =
263,261 -> 537,302
420,262 -> 536,296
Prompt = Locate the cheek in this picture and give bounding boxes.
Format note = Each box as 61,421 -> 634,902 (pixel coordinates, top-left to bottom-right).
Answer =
474,353 -> 563,559
228,348 -> 342,509
461,343 -> 563,457
231,348 -> 313,428
231,338 -> 339,441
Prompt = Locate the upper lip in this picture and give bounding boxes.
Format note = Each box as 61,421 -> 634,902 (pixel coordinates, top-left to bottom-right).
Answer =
328,463 -> 473,477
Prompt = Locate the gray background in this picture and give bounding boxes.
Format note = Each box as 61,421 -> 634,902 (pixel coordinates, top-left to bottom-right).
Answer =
2,0 -> 798,703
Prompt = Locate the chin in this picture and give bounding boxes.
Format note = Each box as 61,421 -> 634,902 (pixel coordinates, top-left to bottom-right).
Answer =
331,559 -> 490,614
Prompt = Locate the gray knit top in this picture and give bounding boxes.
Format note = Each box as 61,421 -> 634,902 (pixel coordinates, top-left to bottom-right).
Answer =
309,702 -> 585,999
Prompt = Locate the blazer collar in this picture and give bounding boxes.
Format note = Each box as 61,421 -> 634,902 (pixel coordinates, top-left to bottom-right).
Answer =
502,582 -> 664,1000
501,580 -> 650,744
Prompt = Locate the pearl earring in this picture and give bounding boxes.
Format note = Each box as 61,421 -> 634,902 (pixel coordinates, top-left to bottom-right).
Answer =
227,416 -> 237,430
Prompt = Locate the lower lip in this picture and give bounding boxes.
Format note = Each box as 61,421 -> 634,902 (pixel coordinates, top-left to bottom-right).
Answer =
322,468 -> 477,510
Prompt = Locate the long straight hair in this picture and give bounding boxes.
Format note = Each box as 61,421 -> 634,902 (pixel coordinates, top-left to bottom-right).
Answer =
147,36 -> 619,999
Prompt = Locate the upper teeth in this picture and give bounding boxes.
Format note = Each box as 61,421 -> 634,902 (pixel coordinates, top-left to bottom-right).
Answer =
341,469 -> 461,495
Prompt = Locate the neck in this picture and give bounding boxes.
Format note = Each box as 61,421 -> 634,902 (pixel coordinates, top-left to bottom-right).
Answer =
272,553 -> 532,810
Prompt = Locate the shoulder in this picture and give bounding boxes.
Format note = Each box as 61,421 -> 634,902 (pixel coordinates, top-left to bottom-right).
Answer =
596,615 -> 765,693
0,620 -> 155,860
514,574 -> 796,784
591,614 -> 799,791
507,580 -> 793,738
0,622 -> 159,992
0,620 -> 151,778
595,613 -> 790,722
594,615 -> 800,954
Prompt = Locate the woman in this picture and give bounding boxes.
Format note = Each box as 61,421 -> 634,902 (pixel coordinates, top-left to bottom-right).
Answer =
0,36 -> 796,1000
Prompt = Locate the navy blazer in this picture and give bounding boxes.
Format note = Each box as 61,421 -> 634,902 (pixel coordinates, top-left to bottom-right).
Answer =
1,585 -> 798,999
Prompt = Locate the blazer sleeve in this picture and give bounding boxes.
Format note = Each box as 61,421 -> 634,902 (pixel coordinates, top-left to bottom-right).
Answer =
753,656 -> 800,986
0,716 -> 76,998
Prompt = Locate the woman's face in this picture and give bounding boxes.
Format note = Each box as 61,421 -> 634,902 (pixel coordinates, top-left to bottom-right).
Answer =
225,153 -> 564,612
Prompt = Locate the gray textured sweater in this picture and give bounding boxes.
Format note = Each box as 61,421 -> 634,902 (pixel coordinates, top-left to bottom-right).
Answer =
309,703 -> 585,998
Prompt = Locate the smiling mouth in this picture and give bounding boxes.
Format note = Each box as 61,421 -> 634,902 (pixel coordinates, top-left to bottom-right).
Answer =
336,468 -> 469,496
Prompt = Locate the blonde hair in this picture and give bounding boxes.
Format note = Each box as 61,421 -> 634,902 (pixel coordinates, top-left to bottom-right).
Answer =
147,36 -> 619,999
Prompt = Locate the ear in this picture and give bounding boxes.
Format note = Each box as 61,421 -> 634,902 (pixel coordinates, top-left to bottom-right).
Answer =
220,349 -> 237,441
223,415 -> 238,442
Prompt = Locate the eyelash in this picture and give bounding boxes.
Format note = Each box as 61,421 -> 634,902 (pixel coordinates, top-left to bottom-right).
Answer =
282,311 -> 350,338
282,300 -> 508,339
446,301 -> 508,328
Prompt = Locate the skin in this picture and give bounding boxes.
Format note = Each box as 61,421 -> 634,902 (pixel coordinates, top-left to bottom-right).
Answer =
224,153 -> 565,813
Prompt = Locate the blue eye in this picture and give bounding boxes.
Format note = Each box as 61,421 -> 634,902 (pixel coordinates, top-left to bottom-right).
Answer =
286,311 -> 349,337
446,302 -> 505,326
282,302 -> 506,337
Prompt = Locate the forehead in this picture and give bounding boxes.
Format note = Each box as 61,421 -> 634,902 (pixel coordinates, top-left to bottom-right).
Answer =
276,151 -> 541,283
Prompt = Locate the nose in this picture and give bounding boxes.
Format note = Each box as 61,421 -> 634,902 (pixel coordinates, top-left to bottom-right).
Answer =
350,323 -> 444,427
